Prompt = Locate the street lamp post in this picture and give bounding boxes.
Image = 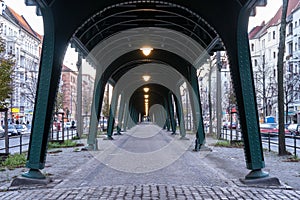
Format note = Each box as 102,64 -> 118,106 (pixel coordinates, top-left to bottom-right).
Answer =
58,108 -> 65,141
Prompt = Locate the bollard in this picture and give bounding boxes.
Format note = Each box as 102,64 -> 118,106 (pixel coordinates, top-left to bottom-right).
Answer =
20,134 -> 22,154
268,133 -> 271,152
294,135 -> 297,157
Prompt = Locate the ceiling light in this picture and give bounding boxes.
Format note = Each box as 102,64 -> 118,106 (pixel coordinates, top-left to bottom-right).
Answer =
142,75 -> 151,82
144,94 -> 149,99
143,87 -> 150,93
140,47 -> 153,56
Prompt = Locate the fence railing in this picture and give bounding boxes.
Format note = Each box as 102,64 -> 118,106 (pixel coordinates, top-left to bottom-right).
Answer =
0,128 -> 78,156
49,128 -> 78,141
0,134 -> 30,155
220,128 -> 300,156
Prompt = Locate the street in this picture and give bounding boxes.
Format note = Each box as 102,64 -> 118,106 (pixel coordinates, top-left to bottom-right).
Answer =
220,128 -> 300,155
0,129 -> 77,154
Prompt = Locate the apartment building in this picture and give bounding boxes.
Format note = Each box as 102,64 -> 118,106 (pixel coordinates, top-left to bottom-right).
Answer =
0,4 -> 41,123
249,0 -> 300,123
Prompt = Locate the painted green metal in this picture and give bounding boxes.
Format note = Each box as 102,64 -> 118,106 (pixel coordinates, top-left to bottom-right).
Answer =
167,92 -> 176,134
22,0 -> 268,182
22,169 -> 46,179
117,94 -> 125,134
245,169 -> 269,179
76,54 -> 83,138
174,89 -> 186,138
24,7 -> 64,178
123,103 -> 129,131
234,2 -> 266,175
189,67 -> 205,151
87,73 -> 105,149
107,89 -> 120,138
106,107 -> 115,139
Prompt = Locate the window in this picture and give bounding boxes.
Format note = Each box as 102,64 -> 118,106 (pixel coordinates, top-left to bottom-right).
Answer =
8,46 -> 13,54
296,21 -> 298,27
288,23 -> 293,35
262,39 -> 265,48
273,31 -> 276,39
273,52 -> 276,59
251,43 -> 254,51
254,59 -> 258,66
268,32 -> 271,41
288,42 -> 293,55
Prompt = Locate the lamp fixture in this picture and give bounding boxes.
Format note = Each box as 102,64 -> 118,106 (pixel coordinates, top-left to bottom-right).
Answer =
143,87 -> 150,93
140,47 -> 153,56
142,75 -> 151,82
144,94 -> 149,99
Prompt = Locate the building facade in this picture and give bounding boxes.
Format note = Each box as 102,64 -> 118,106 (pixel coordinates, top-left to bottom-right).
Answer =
249,0 -> 300,123
61,64 -> 78,121
0,4 -> 41,123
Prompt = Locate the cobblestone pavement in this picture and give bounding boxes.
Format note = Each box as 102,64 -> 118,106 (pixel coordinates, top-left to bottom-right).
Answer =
0,124 -> 299,199
1,184 -> 300,199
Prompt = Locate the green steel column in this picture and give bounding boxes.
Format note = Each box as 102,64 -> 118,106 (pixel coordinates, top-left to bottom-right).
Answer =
106,107 -> 115,139
133,108 -> 138,124
189,67 -> 205,151
167,92 -> 176,134
174,90 -> 186,138
107,88 -> 119,139
128,103 -> 134,129
117,93 -> 125,134
23,9 -> 62,179
162,98 -> 169,130
123,102 -> 129,131
87,75 -> 105,150
235,2 -> 267,179
76,54 -> 83,138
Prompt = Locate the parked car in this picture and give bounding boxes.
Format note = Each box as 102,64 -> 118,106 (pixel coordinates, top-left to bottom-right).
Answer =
287,124 -> 300,136
276,124 -> 290,135
26,124 -> 32,132
15,124 -> 28,135
64,122 -> 72,129
222,121 -> 237,129
99,119 -> 108,131
222,122 -> 229,129
2,124 -> 18,136
228,122 -> 237,129
0,126 -> 4,138
259,123 -> 278,137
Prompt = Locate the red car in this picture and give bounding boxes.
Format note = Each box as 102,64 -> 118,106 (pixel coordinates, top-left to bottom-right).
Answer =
260,123 -> 278,137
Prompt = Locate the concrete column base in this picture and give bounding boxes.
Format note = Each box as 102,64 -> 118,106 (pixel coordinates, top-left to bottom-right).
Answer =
11,176 -> 51,187
240,176 -> 281,187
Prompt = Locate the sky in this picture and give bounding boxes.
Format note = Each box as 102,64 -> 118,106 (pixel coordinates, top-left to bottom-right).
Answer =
5,0 -> 282,35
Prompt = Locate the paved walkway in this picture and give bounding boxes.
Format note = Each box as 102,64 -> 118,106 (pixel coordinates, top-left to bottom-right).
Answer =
0,123 -> 299,199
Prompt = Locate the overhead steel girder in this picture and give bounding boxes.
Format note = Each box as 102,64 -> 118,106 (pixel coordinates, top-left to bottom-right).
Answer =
23,0 -> 267,180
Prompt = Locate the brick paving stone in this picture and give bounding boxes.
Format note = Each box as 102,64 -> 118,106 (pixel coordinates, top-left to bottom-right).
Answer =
1,128 -> 300,199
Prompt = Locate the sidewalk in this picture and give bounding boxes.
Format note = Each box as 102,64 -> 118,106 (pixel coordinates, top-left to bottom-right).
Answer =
0,125 -> 299,199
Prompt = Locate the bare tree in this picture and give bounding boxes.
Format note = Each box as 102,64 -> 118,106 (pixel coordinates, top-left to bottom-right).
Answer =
23,63 -> 39,105
253,55 -> 276,121
277,0 -> 289,155
284,73 -> 300,123
102,85 -> 110,118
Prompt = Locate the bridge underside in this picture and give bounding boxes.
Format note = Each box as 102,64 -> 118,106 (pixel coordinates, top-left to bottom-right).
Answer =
23,0 -> 268,180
